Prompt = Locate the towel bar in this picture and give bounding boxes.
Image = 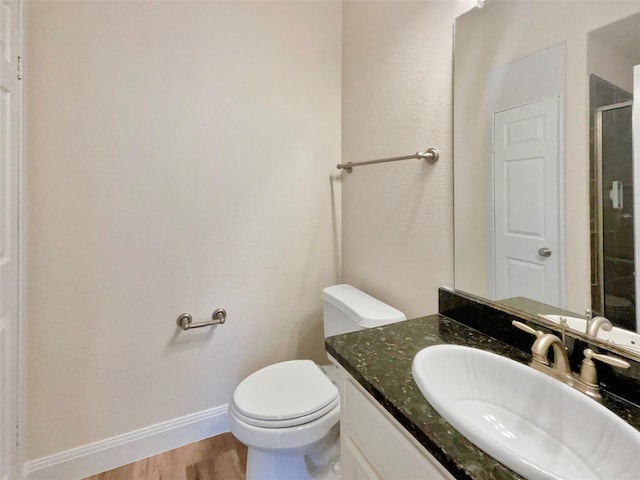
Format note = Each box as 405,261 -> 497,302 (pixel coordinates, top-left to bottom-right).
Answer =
177,308 -> 226,331
337,147 -> 439,173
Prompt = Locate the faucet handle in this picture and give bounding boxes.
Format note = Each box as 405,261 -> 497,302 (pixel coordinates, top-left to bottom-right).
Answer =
584,348 -> 630,369
512,320 -> 543,338
556,316 -> 569,345
579,348 -> 630,388
584,309 -> 593,335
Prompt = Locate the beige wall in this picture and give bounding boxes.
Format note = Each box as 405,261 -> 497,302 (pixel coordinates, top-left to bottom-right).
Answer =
589,37 -> 635,93
341,0 -> 475,318
26,1 -> 341,460
454,1 -> 640,313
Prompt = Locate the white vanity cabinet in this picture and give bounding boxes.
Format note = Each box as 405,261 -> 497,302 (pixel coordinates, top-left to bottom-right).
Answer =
336,366 -> 455,480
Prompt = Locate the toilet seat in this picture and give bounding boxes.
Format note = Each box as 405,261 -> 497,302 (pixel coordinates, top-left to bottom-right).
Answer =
229,398 -> 341,452
229,359 -> 341,452
231,395 -> 339,428
232,360 -> 339,428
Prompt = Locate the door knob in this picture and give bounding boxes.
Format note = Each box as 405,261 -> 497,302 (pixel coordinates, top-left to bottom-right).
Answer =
538,247 -> 552,257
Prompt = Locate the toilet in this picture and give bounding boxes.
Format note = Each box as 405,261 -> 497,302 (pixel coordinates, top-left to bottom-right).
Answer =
228,284 -> 406,480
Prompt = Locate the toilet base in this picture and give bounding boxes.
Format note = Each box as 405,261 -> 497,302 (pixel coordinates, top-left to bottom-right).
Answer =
246,447 -> 311,480
245,424 -> 340,480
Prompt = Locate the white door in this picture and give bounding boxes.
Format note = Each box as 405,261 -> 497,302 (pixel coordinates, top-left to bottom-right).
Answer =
0,1 -> 21,478
493,96 -> 562,306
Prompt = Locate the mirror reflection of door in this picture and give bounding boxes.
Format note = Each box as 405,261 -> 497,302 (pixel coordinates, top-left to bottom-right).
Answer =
492,96 -> 562,306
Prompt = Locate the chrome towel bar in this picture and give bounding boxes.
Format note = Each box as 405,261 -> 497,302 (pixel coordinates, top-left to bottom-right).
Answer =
177,308 -> 226,331
337,147 -> 439,173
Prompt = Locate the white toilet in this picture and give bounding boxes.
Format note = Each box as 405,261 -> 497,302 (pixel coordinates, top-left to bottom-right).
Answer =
228,284 -> 406,480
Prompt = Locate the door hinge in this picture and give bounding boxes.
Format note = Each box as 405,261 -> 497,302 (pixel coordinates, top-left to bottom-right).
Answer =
15,419 -> 20,447
17,55 -> 23,80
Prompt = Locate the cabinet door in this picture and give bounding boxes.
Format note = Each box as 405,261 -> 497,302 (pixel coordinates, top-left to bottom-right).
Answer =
342,376 -> 454,480
341,435 -> 383,480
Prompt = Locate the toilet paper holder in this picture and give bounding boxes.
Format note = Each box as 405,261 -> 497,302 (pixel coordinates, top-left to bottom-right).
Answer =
177,308 -> 226,331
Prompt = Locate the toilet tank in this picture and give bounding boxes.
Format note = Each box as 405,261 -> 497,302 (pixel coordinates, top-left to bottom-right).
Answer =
322,284 -> 407,338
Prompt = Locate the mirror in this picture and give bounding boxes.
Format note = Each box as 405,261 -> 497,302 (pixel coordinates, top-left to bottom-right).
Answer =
453,1 -> 640,355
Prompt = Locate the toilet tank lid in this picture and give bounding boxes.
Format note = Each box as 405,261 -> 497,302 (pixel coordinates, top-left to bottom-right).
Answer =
322,284 -> 406,328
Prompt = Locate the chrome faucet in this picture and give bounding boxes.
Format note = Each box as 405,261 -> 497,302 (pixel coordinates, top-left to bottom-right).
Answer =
586,316 -> 613,337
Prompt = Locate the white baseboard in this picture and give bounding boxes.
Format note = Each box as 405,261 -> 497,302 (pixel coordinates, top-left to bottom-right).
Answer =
22,404 -> 229,480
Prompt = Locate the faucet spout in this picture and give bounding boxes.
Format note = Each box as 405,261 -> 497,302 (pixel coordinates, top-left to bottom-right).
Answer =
531,334 -> 571,378
586,316 -> 613,337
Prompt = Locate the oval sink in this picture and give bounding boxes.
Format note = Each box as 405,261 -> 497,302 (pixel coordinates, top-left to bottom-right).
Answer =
412,345 -> 640,480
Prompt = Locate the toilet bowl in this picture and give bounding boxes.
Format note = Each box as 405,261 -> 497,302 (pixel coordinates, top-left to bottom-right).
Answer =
229,360 -> 341,480
228,284 -> 406,480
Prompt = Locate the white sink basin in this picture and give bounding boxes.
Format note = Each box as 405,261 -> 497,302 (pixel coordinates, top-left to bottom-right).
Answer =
412,345 -> 640,480
540,314 -> 640,353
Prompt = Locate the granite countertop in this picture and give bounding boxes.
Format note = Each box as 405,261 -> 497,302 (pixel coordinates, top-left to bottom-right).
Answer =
325,314 -> 640,480
496,296 -> 584,319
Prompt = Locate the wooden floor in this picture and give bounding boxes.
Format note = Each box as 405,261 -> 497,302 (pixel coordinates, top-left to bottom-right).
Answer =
83,433 -> 247,480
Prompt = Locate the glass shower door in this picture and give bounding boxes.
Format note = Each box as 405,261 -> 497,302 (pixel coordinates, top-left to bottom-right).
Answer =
597,101 -> 635,330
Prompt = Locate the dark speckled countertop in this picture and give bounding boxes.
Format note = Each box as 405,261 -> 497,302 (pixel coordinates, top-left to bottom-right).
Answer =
325,314 -> 640,480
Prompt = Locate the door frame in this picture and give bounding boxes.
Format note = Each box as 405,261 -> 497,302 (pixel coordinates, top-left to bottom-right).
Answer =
0,1 -> 26,472
17,0 -> 25,475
